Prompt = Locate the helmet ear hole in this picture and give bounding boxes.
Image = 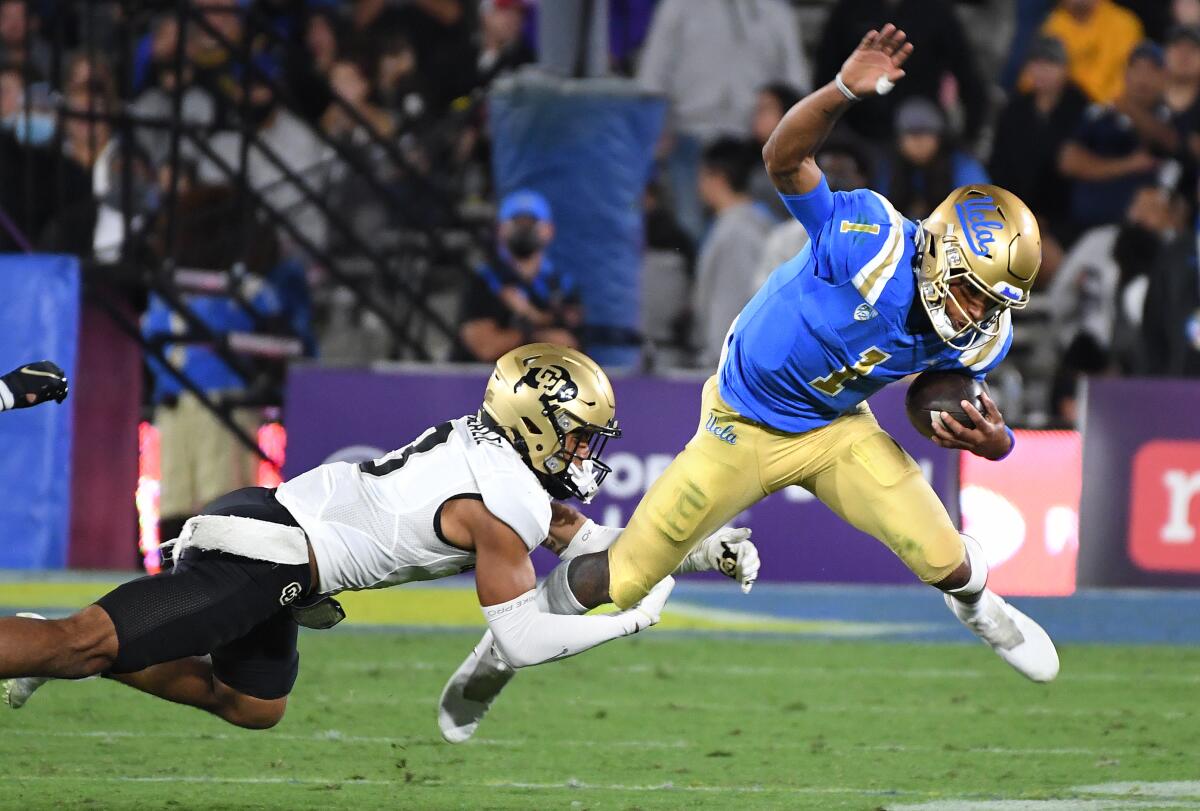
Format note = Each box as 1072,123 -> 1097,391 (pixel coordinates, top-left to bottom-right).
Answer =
521,417 -> 543,435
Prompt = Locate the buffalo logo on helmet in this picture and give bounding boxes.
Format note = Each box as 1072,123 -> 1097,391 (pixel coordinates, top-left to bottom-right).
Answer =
517,364 -> 581,408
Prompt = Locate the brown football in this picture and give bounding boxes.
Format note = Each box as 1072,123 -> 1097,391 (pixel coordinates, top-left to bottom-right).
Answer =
904,371 -> 990,440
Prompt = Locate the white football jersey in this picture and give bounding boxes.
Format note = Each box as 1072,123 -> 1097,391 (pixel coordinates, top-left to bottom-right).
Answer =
275,414 -> 552,594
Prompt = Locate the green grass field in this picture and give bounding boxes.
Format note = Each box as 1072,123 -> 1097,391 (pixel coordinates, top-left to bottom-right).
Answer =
3,630 -> 1199,811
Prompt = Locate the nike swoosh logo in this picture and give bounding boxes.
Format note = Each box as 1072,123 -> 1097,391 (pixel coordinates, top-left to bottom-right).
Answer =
20,366 -> 60,379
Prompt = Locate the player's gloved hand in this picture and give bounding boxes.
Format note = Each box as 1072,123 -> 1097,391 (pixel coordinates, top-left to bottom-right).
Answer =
624,575 -> 675,633
0,361 -> 69,410
676,527 -> 761,594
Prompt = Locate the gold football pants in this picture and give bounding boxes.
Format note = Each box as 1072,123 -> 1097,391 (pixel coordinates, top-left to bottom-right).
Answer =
607,377 -> 965,608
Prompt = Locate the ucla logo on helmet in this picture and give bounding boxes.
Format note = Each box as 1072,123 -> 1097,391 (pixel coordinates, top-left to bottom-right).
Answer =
954,195 -> 1005,257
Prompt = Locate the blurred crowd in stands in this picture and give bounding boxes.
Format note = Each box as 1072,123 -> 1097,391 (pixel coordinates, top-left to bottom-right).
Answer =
4,0 -> 1200,457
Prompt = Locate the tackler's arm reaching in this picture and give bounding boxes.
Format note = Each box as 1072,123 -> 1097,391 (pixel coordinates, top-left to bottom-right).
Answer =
467,499 -> 672,669
763,23 -> 912,196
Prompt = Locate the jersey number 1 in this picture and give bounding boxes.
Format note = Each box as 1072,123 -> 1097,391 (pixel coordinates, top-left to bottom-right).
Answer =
810,347 -> 891,396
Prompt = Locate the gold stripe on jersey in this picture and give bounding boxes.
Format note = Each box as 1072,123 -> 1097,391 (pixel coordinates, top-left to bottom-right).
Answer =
851,193 -> 905,305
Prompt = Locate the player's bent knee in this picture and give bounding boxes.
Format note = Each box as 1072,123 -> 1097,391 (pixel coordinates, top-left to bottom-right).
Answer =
607,531 -> 688,610
214,681 -> 288,729
231,699 -> 286,730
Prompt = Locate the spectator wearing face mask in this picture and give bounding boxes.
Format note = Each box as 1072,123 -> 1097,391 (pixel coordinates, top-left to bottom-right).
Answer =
455,189 -> 582,362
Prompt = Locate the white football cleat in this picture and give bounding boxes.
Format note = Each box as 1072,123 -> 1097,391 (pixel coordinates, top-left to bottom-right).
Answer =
438,630 -> 515,743
3,613 -> 51,709
944,590 -> 1059,683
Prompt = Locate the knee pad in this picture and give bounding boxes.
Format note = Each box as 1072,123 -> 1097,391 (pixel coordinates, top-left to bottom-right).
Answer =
947,533 -> 988,597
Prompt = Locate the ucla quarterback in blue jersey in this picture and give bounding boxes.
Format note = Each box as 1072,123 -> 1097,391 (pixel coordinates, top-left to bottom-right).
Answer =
438,25 -> 1058,734
720,179 -> 1017,434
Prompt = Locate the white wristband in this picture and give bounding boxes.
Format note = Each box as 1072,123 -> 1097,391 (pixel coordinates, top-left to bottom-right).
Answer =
834,72 -> 860,102
0,379 -> 13,411
559,518 -> 623,562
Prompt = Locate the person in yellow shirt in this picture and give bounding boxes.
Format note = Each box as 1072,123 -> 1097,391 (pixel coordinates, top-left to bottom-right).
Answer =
1043,0 -> 1146,102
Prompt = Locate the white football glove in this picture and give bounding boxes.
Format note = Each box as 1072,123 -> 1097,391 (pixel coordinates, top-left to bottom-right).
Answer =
677,527 -> 760,594
623,575 -> 675,631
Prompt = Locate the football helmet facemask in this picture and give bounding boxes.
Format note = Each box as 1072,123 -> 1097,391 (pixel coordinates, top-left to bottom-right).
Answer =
482,343 -> 620,502
914,184 -> 1041,350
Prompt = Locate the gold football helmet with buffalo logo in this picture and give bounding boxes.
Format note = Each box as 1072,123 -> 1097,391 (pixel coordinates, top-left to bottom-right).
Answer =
483,343 -> 620,501
915,184 -> 1041,350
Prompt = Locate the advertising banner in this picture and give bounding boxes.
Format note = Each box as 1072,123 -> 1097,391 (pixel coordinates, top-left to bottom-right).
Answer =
285,366 -> 959,584
1078,378 -> 1200,587
959,430 -> 1081,596
0,255 -> 79,569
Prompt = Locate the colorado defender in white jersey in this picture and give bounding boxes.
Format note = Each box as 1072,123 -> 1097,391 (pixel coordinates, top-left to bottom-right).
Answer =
0,345 -> 758,732
275,412 -> 556,593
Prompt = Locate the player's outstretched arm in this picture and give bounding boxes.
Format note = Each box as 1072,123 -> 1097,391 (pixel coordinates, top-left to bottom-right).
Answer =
0,361 -> 69,412
470,502 -> 673,668
763,23 -> 912,195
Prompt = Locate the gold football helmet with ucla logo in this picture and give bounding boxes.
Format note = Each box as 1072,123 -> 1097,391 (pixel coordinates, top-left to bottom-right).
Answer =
915,184 -> 1041,349
483,343 -> 620,501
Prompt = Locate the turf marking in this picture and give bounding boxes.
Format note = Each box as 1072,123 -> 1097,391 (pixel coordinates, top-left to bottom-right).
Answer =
322,658 -> 1200,684
0,773 -> 918,798
888,781 -> 1200,809
889,801 -> 1200,810
0,728 -> 689,749
1075,782 -> 1200,797
0,729 -> 1166,759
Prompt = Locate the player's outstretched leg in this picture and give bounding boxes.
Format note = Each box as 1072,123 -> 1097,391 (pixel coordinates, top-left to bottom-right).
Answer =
1,613 -> 52,708
939,535 -> 1058,683
803,414 -> 1058,682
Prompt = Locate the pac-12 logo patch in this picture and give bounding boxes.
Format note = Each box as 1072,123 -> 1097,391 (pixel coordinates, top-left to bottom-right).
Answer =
280,582 -> 303,605
853,303 -> 877,321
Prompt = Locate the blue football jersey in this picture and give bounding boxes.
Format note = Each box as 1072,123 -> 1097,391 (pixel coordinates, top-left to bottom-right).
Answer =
718,175 -> 1012,434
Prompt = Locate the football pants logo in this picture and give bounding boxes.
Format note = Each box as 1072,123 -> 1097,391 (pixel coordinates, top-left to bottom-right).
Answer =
280,582 -> 303,605
705,413 -> 737,444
